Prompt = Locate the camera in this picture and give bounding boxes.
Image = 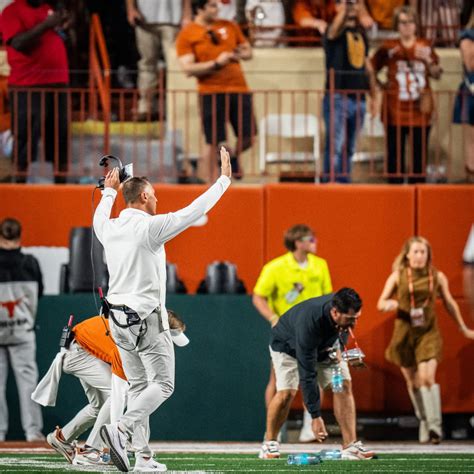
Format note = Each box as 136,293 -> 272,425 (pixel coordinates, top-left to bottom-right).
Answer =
341,348 -> 366,367
97,155 -> 133,190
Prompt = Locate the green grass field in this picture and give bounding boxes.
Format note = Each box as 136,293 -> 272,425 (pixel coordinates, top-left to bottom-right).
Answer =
1,453 -> 474,473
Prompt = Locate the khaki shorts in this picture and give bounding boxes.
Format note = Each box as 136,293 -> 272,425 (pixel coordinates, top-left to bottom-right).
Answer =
269,346 -> 351,391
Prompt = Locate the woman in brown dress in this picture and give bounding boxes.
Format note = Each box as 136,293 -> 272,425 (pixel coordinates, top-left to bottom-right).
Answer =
377,236 -> 474,443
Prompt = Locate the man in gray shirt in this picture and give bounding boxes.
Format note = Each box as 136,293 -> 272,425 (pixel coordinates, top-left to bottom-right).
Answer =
94,147 -> 231,472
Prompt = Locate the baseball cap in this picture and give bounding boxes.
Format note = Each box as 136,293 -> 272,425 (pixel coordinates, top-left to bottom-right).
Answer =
170,329 -> 190,347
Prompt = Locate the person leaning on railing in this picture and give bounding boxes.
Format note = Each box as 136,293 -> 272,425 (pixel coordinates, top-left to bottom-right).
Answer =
371,5 -> 442,184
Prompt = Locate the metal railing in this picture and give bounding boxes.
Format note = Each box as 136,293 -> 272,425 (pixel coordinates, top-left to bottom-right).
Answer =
2,84 -> 469,185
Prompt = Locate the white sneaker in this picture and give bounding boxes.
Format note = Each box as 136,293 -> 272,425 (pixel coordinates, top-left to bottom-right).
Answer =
341,440 -> 375,460
100,423 -> 130,472
299,410 -> 316,443
133,456 -> 167,472
72,447 -> 112,466
46,427 -> 75,463
258,440 -> 280,459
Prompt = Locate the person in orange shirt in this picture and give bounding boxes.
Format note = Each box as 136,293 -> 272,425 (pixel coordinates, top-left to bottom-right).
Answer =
34,311 -> 188,467
371,6 -> 442,183
176,0 -> 255,182
292,0 -> 373,36
361,0 -> 406,34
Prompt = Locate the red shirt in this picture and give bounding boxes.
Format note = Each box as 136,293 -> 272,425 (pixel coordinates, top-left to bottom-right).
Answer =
2,0 -> 69,86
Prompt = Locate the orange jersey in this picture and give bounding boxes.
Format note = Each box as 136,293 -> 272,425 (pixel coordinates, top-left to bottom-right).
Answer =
371,39 -> 439,126
292,0 -> 336,25
366,0 -> 406,29
73,316 -> 126,381
176,20 -> 249,94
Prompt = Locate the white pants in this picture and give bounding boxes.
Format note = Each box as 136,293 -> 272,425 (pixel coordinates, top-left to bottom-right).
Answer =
110,310 -> 174,458
61,341 -> 111,449
0,340 -> 43,440
135,24 -> 178,114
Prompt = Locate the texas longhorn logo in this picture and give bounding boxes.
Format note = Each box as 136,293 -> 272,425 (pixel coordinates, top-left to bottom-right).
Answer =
0,298 -> 22,318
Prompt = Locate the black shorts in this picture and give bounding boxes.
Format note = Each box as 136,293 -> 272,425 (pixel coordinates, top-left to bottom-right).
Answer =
200,93 -> 256,148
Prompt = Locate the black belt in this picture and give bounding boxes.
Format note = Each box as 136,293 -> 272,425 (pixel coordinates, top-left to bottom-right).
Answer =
110,304 -> 133,312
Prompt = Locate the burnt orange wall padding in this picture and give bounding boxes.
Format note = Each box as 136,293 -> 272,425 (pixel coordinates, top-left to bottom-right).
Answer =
417,185 -> 474,298
0,184 -> 265,294
1,183 -> 472,413
264,184 -> 416,412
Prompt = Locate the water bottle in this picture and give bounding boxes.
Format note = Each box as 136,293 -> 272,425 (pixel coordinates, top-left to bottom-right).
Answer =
331,367 -> 344,393
319,449 -> 342,460
287,453 -> 321,465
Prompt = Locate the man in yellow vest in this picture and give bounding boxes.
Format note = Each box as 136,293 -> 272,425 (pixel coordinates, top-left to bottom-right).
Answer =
253,224 -> 332,442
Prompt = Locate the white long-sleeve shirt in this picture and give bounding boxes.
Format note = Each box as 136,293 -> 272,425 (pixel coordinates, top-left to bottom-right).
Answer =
93,175 -> 231,319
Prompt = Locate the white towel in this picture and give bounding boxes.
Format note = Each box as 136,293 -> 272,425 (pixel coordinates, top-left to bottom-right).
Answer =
31,351 -> 66,407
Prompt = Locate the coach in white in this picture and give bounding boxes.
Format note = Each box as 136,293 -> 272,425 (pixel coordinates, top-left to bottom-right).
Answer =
93,147 -> 232,472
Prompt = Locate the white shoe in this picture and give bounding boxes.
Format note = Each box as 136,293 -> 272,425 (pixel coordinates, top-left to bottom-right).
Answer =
133,456 -> 167,472
72,447 -> 112,466
299,409 -> 316,442
46,427 -> 76,463
341,440 -> 375,460
258,440 -> 280,459
100,423 -> 130,472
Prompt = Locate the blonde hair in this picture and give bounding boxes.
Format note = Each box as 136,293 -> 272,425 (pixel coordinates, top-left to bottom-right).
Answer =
392,236 -> 433,271
393,5 -> 419,33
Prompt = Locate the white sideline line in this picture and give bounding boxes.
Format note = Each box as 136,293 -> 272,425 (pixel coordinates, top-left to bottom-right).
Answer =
0,441 -> 473,455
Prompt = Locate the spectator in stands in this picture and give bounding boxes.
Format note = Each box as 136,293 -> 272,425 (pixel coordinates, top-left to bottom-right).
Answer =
377,236 -> 474,444
292,0 -> 373,37
126,0 -> 192,121
259,288 -> 375,460
0,218 -> 44,442
253,224 -> 333,443
2,0 -> 70,183
453,2 -> 474,183
323,1 -> 376,182
245,0 -> 286,47
176,0 -> 255,182
414,0 -> 460,47
85,0 -> 136,89
371,6 -> 442,184
361,0 -> 406,39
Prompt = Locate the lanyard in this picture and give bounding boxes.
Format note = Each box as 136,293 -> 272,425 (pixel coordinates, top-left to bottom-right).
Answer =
339,327 -> 360,353
407,267 -> 433,309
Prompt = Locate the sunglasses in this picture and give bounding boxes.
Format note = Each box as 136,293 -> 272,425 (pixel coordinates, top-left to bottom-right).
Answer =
300,236 -> 316,243
207,30 -> 220,45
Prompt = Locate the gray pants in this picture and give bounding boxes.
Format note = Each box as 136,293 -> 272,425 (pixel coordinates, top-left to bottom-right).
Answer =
135,24 -> 178,114
110,310 -> 174,457
0,340 -> 43,441
61,341 -> 111,449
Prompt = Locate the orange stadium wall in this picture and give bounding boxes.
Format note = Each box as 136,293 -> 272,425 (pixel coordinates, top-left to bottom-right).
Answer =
0,184 -> 472,414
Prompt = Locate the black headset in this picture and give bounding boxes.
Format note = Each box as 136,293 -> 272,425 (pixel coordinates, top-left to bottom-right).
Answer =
97,155 -> 132,189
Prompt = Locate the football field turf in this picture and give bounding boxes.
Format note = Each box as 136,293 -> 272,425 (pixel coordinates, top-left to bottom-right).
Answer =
1,452 -> 474,473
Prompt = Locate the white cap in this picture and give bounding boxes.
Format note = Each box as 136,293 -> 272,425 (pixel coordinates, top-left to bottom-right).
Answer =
170,329 -> 190,347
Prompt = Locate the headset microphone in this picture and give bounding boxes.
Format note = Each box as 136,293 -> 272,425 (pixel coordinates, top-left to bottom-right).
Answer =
97,155 -> 133,189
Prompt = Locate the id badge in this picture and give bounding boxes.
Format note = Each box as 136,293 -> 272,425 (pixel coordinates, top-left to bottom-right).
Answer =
410,307 -> 425,327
